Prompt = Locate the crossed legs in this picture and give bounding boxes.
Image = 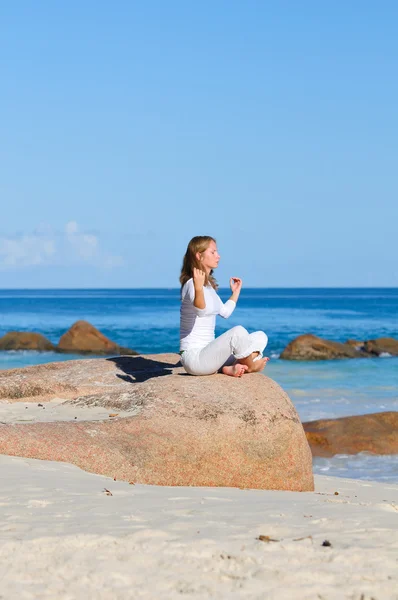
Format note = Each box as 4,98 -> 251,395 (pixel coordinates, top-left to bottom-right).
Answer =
182,326 -> 269,377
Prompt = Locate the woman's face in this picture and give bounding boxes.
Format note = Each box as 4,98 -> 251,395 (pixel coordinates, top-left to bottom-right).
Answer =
198,240 -> 220,272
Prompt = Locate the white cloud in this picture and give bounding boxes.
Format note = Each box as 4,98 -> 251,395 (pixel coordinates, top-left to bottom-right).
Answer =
65,221 -> 101,260
0,235 -> 56,267
65,221 -> 78,235
0,222 -> 124,270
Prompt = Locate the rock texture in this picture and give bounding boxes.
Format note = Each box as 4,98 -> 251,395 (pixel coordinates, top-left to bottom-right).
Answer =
345,339 -> 365,351
57,320 -> 138,355
303,412 -> 398,457
363,338 -> 398,356
280,334 -> 365,361
281,335 -> 398,360
0,354 -> 313,491
0,332 -> 55,352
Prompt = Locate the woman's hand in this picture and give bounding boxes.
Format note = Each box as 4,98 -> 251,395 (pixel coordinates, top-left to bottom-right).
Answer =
193,268 -> 206,290
230,277 -> 242,294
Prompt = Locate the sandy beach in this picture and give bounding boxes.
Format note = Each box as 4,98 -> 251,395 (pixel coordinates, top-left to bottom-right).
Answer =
0,398 -> 135,425
0,371 -> 397,599
0,453 -> 397,600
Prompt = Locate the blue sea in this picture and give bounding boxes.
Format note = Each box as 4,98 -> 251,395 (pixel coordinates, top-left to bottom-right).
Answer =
1,288 -> 397,483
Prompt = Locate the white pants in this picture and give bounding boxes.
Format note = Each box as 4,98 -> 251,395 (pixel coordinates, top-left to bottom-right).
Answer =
180,325 -> 268,376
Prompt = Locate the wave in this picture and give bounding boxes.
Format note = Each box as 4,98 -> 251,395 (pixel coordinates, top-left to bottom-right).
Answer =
0,350 -> 55,356
313,452 -> 398,483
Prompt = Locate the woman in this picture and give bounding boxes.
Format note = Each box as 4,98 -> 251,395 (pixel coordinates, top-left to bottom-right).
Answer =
179,236 -> 269,377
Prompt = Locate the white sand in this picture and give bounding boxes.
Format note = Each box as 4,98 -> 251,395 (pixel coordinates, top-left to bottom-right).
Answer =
0,399 -> 134,424
0,455 -> 397,599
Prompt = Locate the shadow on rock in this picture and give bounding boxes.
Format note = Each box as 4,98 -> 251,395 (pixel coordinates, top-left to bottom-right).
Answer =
107,355 -> 181,383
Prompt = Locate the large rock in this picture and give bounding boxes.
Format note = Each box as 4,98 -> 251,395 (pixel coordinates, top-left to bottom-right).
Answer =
57,320 -> 138,355
363,338 -> 398,356
303,412 -> 398,457
0,331 -> 55,351
280,334 -> 365,360
0,354 -> 313,491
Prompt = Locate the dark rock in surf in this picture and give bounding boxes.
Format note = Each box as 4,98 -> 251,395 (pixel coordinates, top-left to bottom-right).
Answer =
57,320 -> 138,355
303,411 -> 398,456
0,331 -> 56,352
363,338 -> 398,356
280,334 -> 366,361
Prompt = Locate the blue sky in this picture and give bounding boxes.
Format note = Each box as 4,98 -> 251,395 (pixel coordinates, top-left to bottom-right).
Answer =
1,1 -> 397,287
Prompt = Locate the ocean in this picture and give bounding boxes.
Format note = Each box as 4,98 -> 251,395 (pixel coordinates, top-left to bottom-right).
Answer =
1,288 -> 397,483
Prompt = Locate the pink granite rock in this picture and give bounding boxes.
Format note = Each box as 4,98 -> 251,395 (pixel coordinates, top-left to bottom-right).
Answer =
303,412 -> 398,457
280,334 -> 366,360
0,331 -> 55,351
0,354 -> 314,491
57,320 -> 138,355
363,338 -> 398,356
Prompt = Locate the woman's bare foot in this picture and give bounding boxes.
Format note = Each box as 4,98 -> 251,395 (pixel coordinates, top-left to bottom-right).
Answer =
251,356 -> 269,372
236,354 -> 270,373
222,363 -> 249,377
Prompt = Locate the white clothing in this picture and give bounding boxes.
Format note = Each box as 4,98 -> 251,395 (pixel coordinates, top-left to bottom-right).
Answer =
180,326 -> 268,376
180,279 -> 236,351
179,279 -> 268,376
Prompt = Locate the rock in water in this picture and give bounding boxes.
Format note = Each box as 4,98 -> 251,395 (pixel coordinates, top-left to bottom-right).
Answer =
57,320 -> 138,355
0,354 -> 313,491
280,334 -> 365,360
303,412 -> 398,456
0,331 -> 56,351
345,339 -> 365,351
363,338 -> 398,356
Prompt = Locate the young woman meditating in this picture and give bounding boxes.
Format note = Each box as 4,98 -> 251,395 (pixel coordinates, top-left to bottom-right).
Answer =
179,236 -> 269,377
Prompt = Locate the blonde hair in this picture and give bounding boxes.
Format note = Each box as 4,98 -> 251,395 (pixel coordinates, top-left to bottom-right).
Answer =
180,236 -> 218,290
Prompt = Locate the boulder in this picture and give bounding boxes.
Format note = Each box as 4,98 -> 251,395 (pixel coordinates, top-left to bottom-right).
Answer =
57,320 -> 138,355
0,331 -> 55,351
363,338 -> 398,356
0,354 -> 313,491
280,334 -> 365,360
345,339 -> 365,351
303,412 -> 398,457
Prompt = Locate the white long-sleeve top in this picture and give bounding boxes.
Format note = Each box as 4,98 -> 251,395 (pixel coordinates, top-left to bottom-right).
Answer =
179,278 -> 236,351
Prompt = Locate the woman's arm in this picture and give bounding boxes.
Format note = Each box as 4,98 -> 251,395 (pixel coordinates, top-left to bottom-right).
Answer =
218,277 -> 242,319
181,272 -> 207,317
229,277 -> 242,303
193,268 -> 206,309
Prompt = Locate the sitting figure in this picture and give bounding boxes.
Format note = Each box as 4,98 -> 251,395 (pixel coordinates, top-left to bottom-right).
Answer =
179,235 -> 269,377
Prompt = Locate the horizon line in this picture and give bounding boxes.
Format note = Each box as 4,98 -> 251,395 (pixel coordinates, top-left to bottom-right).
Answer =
0,286 -> 397,291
